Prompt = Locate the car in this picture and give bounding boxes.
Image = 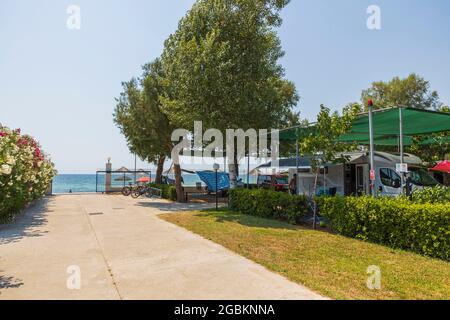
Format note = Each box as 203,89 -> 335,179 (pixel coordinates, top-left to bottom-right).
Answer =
257,174 -> 289,192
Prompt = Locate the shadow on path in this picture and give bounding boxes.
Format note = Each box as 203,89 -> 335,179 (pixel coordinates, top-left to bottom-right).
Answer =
0,197 -> 53,245
0,272 -> 24,290
136,200 -> 217,212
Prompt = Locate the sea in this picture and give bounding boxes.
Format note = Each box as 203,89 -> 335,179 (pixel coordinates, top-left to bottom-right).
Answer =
51,174 -> 257,194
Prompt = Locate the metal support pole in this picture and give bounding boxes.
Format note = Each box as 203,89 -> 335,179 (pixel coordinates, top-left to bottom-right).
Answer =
134,153 -> 137,184
296,140 -> 299,195
215,170 -> 218,211
247,152 -> 250,188
399,107 -> 405,195
368,103 -> 376,197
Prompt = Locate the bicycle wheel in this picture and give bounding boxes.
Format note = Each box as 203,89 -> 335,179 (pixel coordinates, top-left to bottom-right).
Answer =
121,186 -> 131,196
131,189 -> 141,199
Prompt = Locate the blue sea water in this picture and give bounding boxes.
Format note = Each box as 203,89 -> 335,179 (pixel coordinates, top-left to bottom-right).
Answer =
51,173 -> 212,194
52,172 -> 258,194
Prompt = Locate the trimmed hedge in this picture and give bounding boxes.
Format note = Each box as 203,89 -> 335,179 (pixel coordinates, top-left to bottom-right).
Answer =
317,196 -> 450,261
149,183 -> 177,201
229,189 -> 308,224
411,185 -> 450,204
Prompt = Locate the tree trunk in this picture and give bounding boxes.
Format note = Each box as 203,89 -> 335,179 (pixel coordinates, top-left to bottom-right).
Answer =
312,168 -> 320,230
155,155 -> 165,184
173,163 -> 185,203
229,151 -> 239,189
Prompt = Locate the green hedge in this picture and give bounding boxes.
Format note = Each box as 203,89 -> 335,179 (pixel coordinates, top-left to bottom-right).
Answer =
411,185 -> 450,204
149,183 -> 177,201
317,196 -> 450,261
229,189 -> 308,224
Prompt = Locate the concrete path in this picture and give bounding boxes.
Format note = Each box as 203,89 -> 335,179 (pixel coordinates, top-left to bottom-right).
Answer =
0,194 -> 325,300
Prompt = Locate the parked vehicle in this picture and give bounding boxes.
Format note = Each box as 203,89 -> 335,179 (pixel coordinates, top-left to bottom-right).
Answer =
285,151 -> 438,197
257,174 -> 289,192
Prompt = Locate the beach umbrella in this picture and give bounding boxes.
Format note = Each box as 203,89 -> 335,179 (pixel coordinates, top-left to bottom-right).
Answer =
115,175 -> 132,181
136,176 -> 151,183
430,160 -> 450,174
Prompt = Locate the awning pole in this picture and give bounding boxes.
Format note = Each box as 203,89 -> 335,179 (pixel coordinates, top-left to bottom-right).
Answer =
296,140 -> 299,195
247,152 -> 250,188
399,107 -> 405,195
368,101 -> 376,197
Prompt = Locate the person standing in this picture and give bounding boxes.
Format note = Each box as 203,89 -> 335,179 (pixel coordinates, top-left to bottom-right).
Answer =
289,174 -> 297,195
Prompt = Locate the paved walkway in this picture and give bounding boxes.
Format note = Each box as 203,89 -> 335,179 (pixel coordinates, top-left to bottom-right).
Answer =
0,194 -> 325,300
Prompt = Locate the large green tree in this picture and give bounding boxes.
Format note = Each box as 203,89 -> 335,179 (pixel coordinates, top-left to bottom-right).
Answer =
113,59 -> 174,185
160,0 -> 299,187
361,73 -> 443,110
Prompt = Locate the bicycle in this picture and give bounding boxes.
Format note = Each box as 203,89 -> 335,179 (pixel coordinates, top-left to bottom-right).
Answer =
121,184 -> 133,196
131,185 -> 162,199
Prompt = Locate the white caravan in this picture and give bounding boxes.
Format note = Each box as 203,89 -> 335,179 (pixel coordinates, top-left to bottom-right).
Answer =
288,151 -> 438,197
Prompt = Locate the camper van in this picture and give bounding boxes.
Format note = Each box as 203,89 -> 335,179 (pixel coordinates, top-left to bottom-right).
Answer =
287,151 -> 438,197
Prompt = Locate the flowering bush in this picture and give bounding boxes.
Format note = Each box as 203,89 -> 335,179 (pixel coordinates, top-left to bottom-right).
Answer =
0,126 -> 56,223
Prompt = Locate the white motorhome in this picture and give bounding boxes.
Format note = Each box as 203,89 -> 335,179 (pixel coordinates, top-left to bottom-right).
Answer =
284,151 -> 438,197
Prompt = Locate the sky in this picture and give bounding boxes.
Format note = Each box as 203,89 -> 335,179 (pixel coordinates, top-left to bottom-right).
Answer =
1,0 -> 449,173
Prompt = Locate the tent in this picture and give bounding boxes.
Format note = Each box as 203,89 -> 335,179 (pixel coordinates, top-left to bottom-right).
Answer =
279,107 -> 450,146
196,171 -> 230,192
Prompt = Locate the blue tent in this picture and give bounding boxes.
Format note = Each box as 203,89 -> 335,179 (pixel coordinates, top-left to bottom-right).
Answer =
196,171 -> 230,192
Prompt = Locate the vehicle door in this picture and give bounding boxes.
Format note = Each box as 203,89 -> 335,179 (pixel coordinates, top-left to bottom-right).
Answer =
379,168 -> 402,196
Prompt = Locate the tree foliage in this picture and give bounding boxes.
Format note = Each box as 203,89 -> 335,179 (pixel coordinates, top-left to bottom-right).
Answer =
160,0 -> 298,132
298,105 -> 359,171
361,73 -> 443,110
113,59 -> 174,183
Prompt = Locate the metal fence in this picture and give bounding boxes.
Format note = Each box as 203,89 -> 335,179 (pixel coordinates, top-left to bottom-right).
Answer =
95,170 -> 152,193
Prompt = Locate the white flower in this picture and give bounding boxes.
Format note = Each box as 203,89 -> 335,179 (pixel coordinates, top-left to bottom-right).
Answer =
6,155 -> 16,166
1,164 -> 12,175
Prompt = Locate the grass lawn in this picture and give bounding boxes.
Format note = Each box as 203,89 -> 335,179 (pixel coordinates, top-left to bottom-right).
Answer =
160,209 -> 450,300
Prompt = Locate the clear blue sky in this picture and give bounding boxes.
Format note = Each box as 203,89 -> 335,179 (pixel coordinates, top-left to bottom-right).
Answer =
1,0 -> 449,173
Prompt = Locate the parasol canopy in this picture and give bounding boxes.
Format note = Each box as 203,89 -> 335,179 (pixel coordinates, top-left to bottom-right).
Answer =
115,175 -> 132,181
430,160 -> 450,174
136,176 -> 151,183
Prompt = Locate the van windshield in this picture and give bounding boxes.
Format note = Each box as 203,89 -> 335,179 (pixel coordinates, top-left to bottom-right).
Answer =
409,168 -> 438,187
276,177 -> 288,185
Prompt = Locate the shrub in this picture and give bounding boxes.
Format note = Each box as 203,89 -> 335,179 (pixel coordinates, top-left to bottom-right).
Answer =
149,183 -> 177,201
411,185 -> 450,204
229,189 -> 308,224
0,127 -> 56,223
317,196 -> 450,261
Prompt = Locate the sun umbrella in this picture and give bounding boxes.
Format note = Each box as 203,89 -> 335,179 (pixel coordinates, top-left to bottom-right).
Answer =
430,160 -> 450,174
136,176 -> 151,183
115,175 -> 132,181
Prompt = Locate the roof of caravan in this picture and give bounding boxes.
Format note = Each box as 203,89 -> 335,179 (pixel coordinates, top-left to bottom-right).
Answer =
254,152 -> 424,170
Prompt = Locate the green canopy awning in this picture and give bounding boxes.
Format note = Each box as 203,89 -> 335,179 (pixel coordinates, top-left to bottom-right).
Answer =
279,107 -> 450,146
